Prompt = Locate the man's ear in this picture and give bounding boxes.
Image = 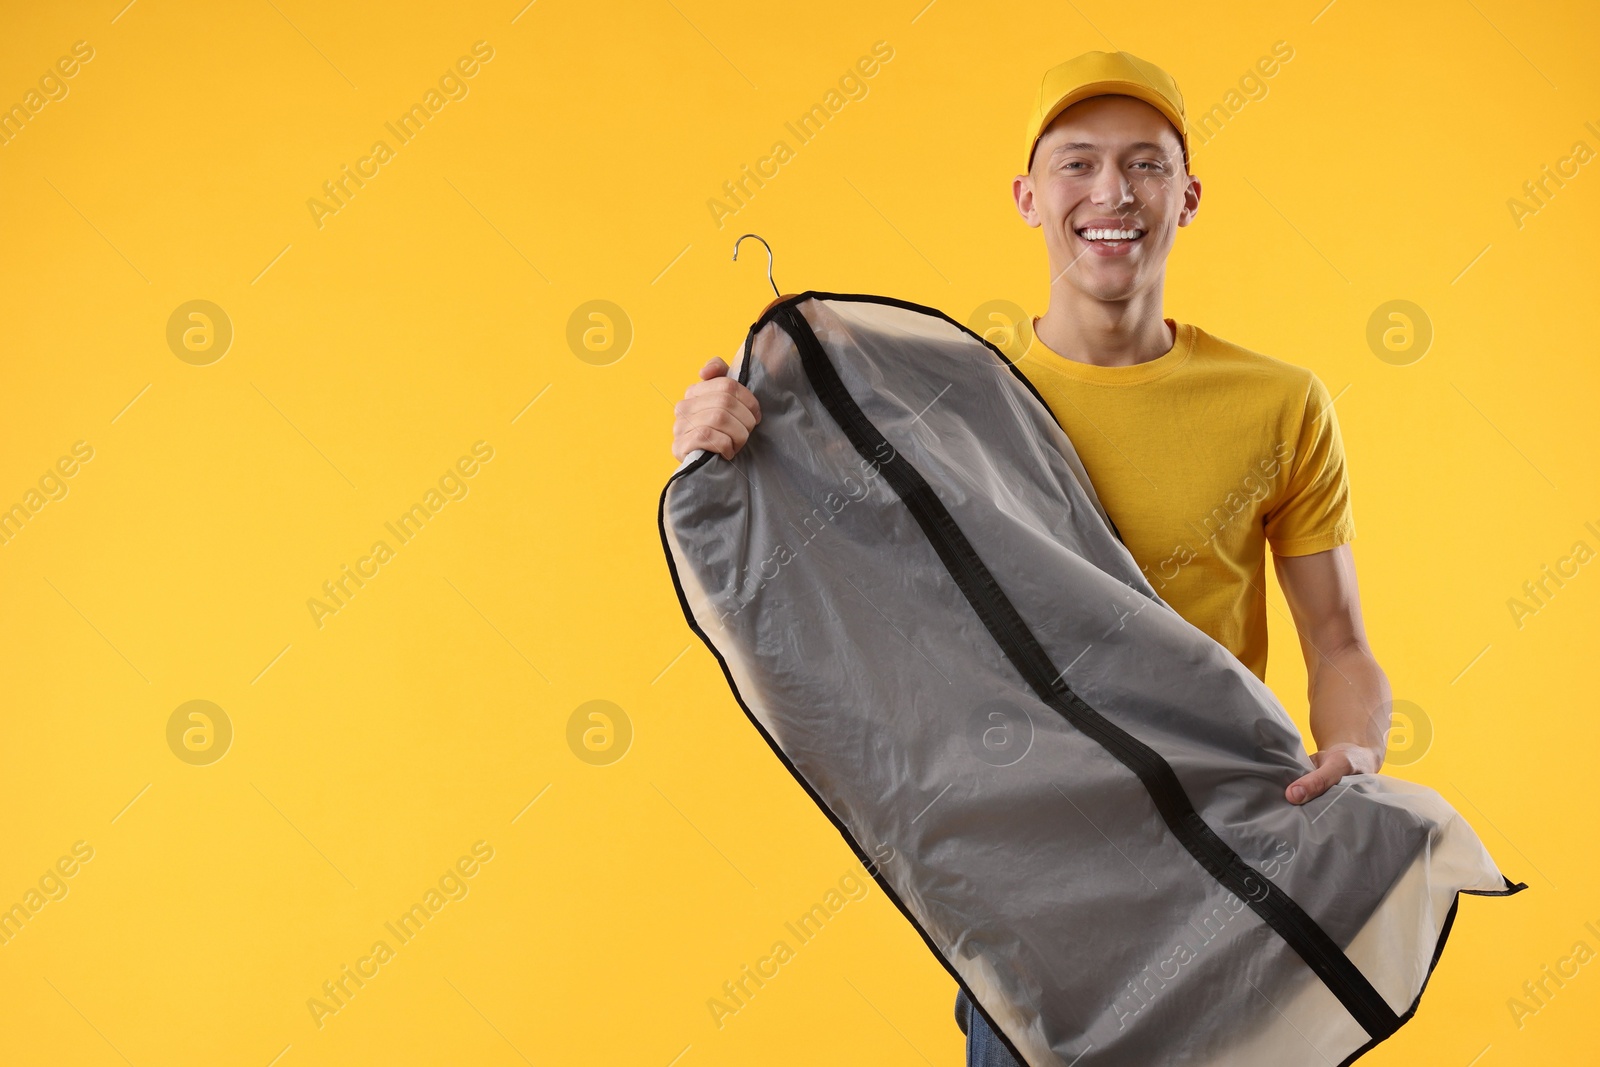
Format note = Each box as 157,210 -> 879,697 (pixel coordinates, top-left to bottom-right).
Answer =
1177,174 -> 1202,227
1013,174 -> 1041,227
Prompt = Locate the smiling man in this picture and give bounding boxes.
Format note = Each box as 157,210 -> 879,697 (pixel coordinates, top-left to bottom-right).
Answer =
671,49 -> 1394,1067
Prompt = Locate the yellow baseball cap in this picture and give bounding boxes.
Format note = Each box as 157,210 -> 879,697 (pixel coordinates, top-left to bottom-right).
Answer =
1023,50 -> 1189,172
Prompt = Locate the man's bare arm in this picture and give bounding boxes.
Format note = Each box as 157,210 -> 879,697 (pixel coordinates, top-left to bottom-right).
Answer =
1272,543 -> 1391,805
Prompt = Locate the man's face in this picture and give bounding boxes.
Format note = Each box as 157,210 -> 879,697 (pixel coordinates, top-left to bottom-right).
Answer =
1014,95 -> 1200,304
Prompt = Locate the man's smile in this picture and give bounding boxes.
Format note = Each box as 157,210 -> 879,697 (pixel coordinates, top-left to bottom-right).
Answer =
1073,219 -> 1146,255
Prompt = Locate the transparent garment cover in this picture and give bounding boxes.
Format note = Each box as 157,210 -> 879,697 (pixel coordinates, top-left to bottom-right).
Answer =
658,294 -> 1525,1067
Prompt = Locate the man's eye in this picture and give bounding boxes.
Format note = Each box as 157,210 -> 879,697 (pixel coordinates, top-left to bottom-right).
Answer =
1061,161 -> 1088,171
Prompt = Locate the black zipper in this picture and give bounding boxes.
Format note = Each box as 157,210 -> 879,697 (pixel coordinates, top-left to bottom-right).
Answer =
773,300 -> 1405,1042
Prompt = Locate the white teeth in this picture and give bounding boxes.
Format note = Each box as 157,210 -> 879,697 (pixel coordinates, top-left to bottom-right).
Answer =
1078,227 -> 1143,241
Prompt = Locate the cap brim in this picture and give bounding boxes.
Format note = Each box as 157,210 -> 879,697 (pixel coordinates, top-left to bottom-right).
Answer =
1028,81 -> 1188,170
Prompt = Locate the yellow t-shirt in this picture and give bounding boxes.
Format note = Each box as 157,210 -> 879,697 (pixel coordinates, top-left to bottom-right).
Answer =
1015,318 -> 1354,680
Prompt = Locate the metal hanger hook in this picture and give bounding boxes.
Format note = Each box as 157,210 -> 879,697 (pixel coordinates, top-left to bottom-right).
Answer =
732,233 -> 780,298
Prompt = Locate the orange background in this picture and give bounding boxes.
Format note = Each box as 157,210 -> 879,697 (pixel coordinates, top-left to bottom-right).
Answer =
0,1 -> 1595,1064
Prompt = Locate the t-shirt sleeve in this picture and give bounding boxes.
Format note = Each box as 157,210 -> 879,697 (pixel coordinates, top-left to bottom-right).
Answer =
1263,373 -> 1355,557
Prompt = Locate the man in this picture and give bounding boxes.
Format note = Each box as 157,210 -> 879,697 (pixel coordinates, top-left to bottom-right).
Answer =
670,51 -> 1392,1067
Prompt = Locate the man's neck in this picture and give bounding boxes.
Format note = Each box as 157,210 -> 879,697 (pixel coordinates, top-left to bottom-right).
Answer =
1034,281 -> 1173,368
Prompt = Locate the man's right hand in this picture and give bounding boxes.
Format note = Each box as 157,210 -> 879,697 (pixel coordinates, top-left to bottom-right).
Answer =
671,357 -> 762,462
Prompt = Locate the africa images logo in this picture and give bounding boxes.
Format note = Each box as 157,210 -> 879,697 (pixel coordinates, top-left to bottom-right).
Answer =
306,41 -> 496,229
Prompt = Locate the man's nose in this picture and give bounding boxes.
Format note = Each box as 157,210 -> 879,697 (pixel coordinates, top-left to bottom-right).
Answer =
1089,170 -> 1135,207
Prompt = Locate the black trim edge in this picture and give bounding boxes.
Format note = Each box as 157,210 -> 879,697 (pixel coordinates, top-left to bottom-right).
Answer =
658,307 -> 1039,1067
659,292 -> 1530,1066
734,290 -> 1129,547
1334,874 -> 1529,1067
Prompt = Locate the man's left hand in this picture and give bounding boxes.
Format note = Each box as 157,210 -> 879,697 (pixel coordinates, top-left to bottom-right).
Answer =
1286,742 -> 1382,805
